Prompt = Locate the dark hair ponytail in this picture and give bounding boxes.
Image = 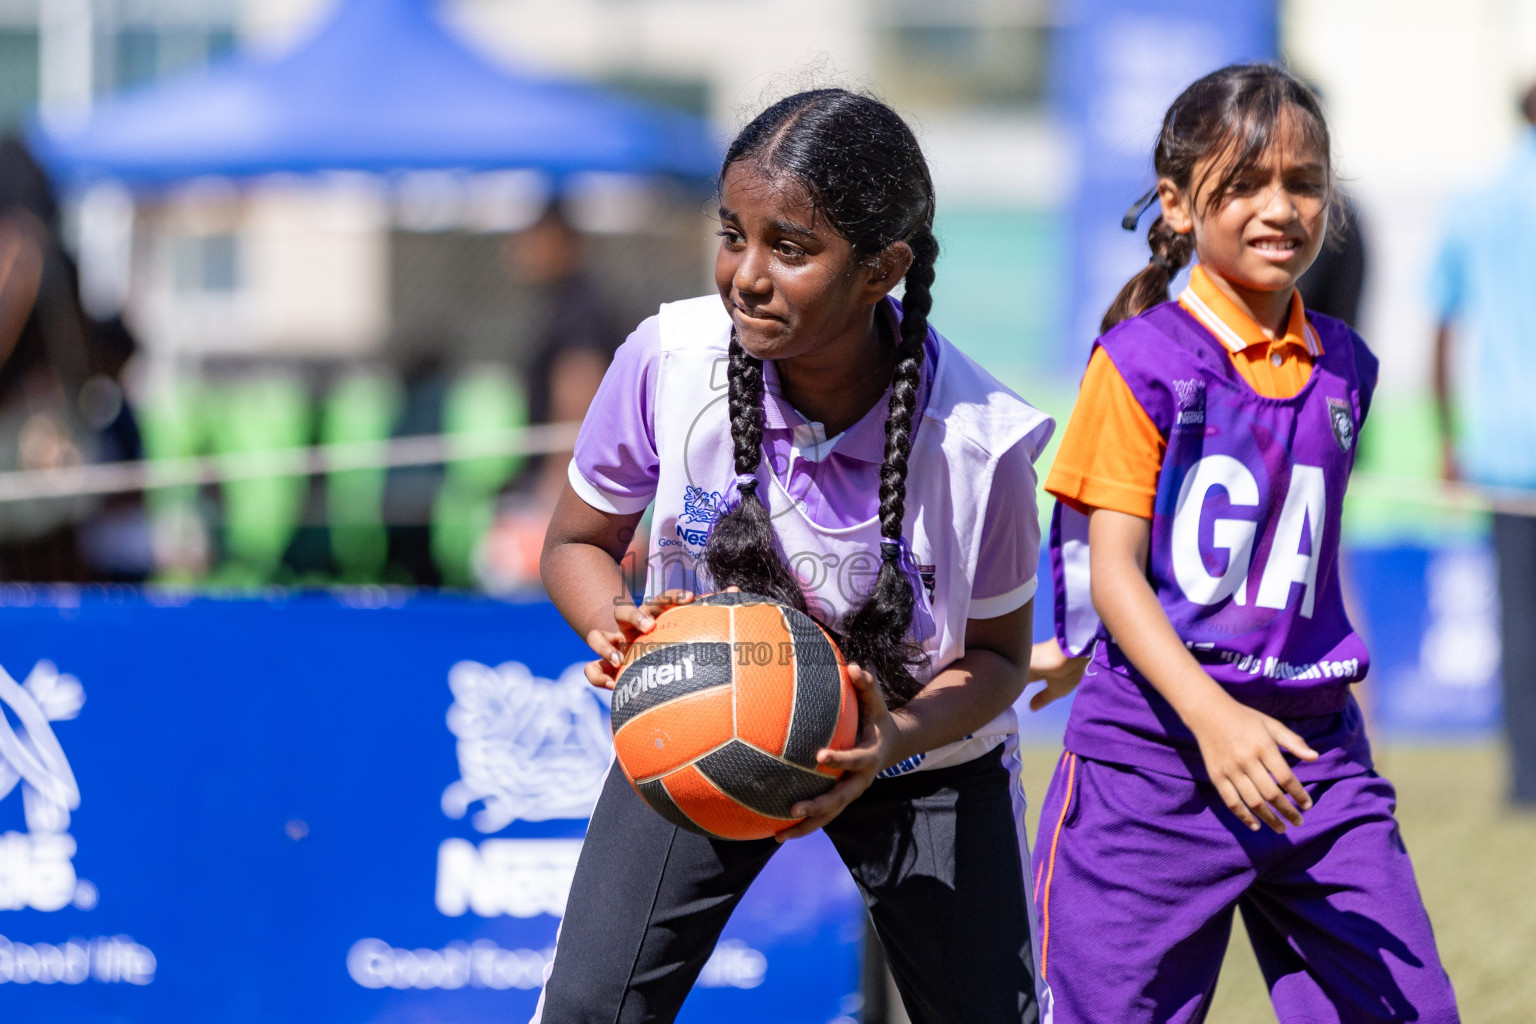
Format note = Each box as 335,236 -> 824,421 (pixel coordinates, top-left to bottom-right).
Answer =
1102,62 -> 1335,333
702,88 -> 937,707
1101,215 -> 1195,335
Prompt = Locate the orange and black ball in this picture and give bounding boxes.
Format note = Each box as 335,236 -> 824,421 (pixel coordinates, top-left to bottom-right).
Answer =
610,592 -> 858,840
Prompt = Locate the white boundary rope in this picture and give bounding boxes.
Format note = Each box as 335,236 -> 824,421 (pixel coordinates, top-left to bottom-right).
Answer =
1347,473 -> 1536,518
0,423 -> 581,504
0,427 -> 1533,519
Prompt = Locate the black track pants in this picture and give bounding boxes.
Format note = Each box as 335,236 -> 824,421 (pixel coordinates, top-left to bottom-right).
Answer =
533,745 -> 1040,1024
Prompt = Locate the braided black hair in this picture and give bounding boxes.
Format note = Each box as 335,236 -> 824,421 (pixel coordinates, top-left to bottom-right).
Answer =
701,334 -> 813,614
701,89 -> 937,707
1104,63 -> 1336,333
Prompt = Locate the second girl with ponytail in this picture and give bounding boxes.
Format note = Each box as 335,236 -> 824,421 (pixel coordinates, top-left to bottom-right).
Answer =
1028,64 -> 1458,1023
538,88 -> 1056,1023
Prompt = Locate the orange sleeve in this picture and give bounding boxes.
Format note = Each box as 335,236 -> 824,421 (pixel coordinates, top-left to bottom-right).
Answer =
1044,348 -> 1166,519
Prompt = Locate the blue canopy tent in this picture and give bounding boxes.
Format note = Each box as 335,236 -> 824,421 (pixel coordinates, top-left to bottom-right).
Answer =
20,0 -> 720,591
29,0 -> 720,186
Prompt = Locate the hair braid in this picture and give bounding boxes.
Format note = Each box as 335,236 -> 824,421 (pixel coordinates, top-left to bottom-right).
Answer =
839,225 -> 938,707
1100,215 -> 1195,334
726,333 -> 766,475
701,335 -> 810,613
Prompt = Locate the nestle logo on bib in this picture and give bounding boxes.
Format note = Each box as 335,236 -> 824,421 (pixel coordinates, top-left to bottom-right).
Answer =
1173,378 -> 1206,428
676,525 -> 709,546
672,486 -> 727,551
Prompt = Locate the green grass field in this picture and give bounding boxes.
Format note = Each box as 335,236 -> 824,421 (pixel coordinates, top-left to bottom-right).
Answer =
1008,743 -> 1536,1022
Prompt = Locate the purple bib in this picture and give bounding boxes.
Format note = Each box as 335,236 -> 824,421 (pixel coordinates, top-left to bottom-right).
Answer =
1053,302 -> 1380,779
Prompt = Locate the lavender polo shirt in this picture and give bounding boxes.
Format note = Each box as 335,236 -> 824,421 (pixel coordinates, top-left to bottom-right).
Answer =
569,311 -> 1042,619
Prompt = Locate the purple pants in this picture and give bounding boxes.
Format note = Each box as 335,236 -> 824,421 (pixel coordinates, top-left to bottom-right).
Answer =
1032,753 -> 1458,1023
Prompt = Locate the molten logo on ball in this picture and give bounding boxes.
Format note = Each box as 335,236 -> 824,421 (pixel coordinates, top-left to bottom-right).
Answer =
611,653 -> 698,717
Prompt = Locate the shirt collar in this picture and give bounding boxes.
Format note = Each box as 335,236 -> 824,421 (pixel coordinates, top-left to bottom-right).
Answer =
760,297 -> 932,465
1179,264 -> 1322,356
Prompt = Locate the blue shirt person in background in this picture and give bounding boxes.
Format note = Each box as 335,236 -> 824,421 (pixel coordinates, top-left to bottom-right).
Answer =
1431,83 -> 1536,807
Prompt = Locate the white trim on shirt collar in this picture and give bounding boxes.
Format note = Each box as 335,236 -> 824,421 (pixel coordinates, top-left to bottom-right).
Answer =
1182,285 -> 1323,358
789,418 -> 844,464
1179,286 -> 1249,354
1303,322 -> 1322,356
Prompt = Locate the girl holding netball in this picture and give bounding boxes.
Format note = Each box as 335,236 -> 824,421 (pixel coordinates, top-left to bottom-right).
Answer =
536,89 -> 1053,1023
1031,64 -> 1458,1022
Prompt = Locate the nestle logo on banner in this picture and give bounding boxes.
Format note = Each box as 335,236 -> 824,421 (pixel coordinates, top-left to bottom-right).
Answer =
0,662 -> 94,914
345,657 -> 771,993
0,661 -> 157,987
435,661 -> 608,919
0,936 -> 155,987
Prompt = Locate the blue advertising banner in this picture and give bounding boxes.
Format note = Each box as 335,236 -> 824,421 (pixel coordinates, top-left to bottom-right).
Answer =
1346,544 -> 1502,736
0,591 -> 863,1023
1052,0 -> 1278,366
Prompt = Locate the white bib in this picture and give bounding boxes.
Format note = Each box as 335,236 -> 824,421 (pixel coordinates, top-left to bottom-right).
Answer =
642,296 -> 1049,774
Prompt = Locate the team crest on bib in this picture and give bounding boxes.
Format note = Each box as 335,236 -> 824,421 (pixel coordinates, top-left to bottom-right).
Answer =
1327,397 -> 1355,453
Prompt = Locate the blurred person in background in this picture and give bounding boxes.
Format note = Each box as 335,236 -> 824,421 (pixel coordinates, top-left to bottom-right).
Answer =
513,200 -> 617,440
478,200 -> 627,592
0,137 -> 141,582
1430,83 -> 1536,809
1296,192 -> 1366,327
1296,81 -> 1368,328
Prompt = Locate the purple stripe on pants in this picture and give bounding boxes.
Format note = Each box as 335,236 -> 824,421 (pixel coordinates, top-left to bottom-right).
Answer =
1032,754 -> 1458,1023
